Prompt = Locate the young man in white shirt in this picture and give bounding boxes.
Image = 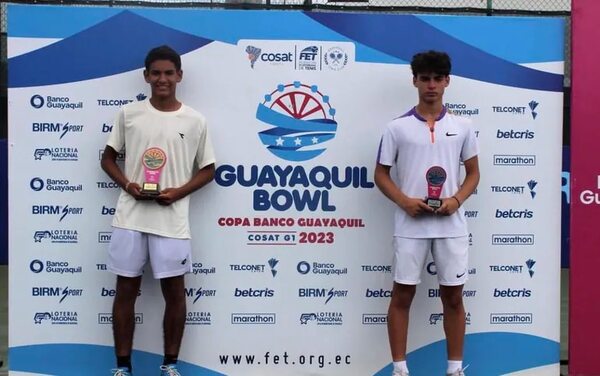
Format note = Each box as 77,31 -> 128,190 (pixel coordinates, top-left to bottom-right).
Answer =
375,50 -> 479,376
101,45 -> 216,376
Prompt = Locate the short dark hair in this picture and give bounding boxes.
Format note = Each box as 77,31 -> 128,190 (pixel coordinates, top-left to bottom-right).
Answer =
144,45 -> 182,71
410,50 -> 451,77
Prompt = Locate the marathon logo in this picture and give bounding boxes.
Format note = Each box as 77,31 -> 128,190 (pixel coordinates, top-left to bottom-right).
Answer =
98,313 -> 143,325
362,314 -> 387,325
231,313 -> 276,325
492,234 -> 534,245
490,313 -> 533,324
493,154 -> 536,166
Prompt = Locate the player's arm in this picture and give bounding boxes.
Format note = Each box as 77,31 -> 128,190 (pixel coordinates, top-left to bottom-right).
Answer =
437,155 -> 480,215
156,163 -> 215,206
374,163 -> 433,217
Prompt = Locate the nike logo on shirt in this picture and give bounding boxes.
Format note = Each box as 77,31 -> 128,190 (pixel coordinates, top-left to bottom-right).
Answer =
446,132 -> 457,137
179,133 -> 185,139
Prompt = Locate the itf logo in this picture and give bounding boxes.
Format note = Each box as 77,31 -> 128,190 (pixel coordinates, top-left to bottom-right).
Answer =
256,81 -> 337,161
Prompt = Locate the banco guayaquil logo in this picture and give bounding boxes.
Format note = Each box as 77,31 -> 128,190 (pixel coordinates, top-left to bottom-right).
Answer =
256,81 -> 337,162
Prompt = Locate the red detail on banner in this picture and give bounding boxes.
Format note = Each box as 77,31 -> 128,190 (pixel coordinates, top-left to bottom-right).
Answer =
570,0 -> 600,373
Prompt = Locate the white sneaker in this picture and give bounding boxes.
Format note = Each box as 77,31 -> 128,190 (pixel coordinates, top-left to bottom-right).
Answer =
447,364 -> 469,376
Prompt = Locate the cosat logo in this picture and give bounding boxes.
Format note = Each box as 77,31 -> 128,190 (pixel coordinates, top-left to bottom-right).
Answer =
257,81 -> 337,162
246,46 -> 262,68
33,311 -> 78,325
245,45 -> 292,68
299,312 -> 343,325
32,122 -> 84,140
324,47 -> 348,71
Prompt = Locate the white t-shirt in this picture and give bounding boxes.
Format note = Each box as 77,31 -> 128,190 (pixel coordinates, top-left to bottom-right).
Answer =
106,99 -> 216,239
377,106 -> 479,238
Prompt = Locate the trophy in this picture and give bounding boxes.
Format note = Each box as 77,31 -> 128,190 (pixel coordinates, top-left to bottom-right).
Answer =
140,147 -> 167,197
425,166 -> 447,209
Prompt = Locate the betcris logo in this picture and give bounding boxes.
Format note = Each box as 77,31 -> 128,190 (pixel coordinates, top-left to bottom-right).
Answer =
298,46 -> 320,71
365,288 -> 392,298
33,311 -> 78,325
256,81 -> 337,162
299,312 -> 343,325
231,313 -> 276,325
245,45 -> 293,68
493,288 -> 532,298
32,205 -> 83,222
32,122 -> 84,139
185,287 -> 217,304
96,93 -> 146,107
30,94 -> 83,110
495,209 -> 533,219
101,123 -> 113,133
496,129 -> 535,139
186,311 -> 212,325
299,288 -> 348,304
101,287 -> 141,298
490,313 -> 533,325
362,314 -> 387,325
33,147 -> 79,161
492,100 -> 539,120
30,177 -> 83,193
34,229 -> 78,244
98,313 -> 143,325
491,234 -> 534,245
32,287 -> 83,303
297,261 -> 347,276
101,206 -> 116,216
234,288 -> 274,299
493,154 -> 536,166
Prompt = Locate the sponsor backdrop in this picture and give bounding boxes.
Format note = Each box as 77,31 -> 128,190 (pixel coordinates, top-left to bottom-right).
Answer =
7,5 -> 563,376
570,0 -> 600,373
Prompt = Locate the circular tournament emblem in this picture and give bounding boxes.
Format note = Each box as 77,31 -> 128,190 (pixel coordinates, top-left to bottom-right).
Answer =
426,166 -> 447,186
256,81 -> 337,162
324,47 -> 348,71
142,147 -> 167,170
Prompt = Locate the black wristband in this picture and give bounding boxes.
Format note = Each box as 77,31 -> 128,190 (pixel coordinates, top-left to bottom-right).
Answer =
452,196 -> 461,207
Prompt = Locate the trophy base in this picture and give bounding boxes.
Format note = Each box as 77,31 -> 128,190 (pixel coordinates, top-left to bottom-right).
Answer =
140,183 -> 160,197
426,198 -> 442,209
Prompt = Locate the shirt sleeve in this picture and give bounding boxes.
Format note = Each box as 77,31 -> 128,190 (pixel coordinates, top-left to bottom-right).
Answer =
195,122 -> 216,170
461,120 -> 479,162
106,107 -> 125,152
376,124 -> 397,166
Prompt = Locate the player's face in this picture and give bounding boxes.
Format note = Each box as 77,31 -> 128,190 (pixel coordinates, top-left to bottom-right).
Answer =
413,72 -> 449,105
144,59 -> 182,100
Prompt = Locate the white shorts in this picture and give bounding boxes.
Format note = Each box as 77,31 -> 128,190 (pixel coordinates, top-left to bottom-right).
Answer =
108,228 -> 192,279
392,236 -> 468,286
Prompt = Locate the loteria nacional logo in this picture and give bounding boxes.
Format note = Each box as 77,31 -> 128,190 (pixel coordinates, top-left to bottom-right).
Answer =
429,312 -> 471,325
32,122 -> 84,140
256,81 -> 337,162
34,229 -> 78,244
34,147 -> 79,161
33,311 -> 78,325
299,312 -> 343,326
187,311 -> 212,325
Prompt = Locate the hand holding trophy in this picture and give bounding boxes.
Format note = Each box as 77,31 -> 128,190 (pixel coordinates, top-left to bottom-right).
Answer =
140,147 -> 167,197
425,166 -> 447,210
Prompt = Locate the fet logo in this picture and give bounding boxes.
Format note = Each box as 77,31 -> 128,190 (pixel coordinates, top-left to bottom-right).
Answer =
256,81 -> 337,162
